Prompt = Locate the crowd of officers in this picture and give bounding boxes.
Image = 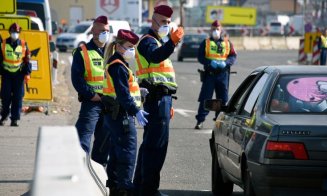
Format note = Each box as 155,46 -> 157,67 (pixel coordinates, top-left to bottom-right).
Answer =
71,5 -> 184,196
0,3 -> 237,196
71,4 -> 237,196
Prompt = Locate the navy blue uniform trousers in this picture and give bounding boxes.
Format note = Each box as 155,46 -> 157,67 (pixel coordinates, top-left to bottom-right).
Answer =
321,48 -> 327,65
75,100 -> 105,157
195,71 -> 229,123
134,95 -> 172,195
1,71 -> 25,121
105,113 -> 137,190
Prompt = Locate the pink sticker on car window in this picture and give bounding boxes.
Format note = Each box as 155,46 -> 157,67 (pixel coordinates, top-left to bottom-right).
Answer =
286,77 -> 327,102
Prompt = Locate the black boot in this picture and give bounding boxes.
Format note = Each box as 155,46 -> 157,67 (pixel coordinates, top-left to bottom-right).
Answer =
109,187 -> 118,196
116,189 -> 133,196
10,120 -> 18,127
194,122 -> 203,129
0,117 -> 7,126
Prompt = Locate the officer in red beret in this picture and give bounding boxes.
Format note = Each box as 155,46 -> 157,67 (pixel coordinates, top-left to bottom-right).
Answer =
133,4 -> 184,196
71,15 -> 111,163
0,23 -> 32,126
194,20 -> 237,129
101,29 -> 148,196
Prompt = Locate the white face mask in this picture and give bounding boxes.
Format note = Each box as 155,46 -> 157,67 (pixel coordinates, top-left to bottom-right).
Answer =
212,30 -> 220,39
98,31 -> 110,43
10,32 -> 19,40
158,25 -> 170,38
123,48 -> 135,60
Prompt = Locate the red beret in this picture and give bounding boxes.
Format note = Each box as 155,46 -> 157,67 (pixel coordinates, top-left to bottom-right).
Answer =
211,20 -> 221,27
117,29 -> 139,45
154,5 -> 173,18
94,15 -> 108,25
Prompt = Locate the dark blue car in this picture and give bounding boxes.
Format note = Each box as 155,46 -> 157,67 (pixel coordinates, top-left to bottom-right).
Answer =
207,66 -> 327,196
177,33 -> 207,62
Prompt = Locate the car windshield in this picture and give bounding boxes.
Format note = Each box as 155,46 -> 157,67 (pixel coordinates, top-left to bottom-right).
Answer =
68,24 -> 90,33
182,34 -> 207,43
135,26 -> 150,34
269,75 -> 327,113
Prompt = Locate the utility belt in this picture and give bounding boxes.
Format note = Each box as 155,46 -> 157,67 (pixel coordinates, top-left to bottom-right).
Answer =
78,93 -> 103,102
101,95 -> 122,120
139,79 -> 177,101
101,95 -> 133,133
198,67 -> 230,82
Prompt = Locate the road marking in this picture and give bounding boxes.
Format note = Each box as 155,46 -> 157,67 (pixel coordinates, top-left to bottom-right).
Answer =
195,129 -> 212,134
174,108 -> 196,117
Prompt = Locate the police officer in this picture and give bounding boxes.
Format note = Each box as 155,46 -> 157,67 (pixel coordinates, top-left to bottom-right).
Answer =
320,29 -> 327,65
71,16 -> 110,163
194,20 -> 237,129
133,5 -> 184,196
0,23 -> 31,126
102,29 -> 148,196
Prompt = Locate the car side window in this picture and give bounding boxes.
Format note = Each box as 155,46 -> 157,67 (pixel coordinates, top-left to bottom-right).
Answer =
240,73 -> 269,116
228,73 -> 260,112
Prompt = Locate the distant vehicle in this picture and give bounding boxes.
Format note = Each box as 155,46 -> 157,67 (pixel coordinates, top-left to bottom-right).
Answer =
56,20 -> 93,52
30,16 -> 45,31
135,24 -> 151,37
207,65 -> 327,196
269,21 -> 284,36
51,21 -> 58,34
177,33 -> 207,62
17,0 -> 52,38
56,20 -> 131,52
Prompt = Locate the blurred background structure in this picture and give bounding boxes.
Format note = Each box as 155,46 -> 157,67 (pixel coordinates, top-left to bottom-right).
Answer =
49,0 -> 327,36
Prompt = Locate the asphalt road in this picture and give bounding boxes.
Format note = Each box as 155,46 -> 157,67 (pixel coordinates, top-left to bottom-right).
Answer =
0,49 -> 298,196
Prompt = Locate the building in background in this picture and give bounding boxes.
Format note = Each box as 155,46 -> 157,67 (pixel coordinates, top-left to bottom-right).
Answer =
49,0 -> 327,35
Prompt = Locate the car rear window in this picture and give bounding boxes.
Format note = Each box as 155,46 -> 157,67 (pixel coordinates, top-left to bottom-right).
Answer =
183,34 -> 207,43
270,22 -> 281,27
269,75 -> 327,113
68,24 -> 90,33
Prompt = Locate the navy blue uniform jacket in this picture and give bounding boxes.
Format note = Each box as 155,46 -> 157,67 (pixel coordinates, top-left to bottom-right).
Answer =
137,29 -> 175,64
106,52 -> 139,116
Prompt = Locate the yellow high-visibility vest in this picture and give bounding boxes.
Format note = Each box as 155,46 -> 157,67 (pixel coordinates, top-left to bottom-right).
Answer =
321,35 -> 327,48
103,59 -> 141,107
2,40 -> 26,72
135,34 -> 177,88
79,44 -> 104,94
205,39 -> 230,60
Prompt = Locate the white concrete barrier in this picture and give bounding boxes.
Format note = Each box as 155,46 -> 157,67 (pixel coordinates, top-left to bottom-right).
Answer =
243,37 -> 260,50
286,37 -> 301,50
229,36 -> 301,50
258,36 -> 272,50
31,126 -> 108,196
271,37 -> 287,49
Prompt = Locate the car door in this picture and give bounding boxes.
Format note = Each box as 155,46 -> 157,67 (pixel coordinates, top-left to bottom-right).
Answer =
218,72 -> 261,173
227,73 -> 269,179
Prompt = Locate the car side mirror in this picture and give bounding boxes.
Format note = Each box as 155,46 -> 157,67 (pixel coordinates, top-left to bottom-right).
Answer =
204,99 -> 223,112
49,41 -> 56,52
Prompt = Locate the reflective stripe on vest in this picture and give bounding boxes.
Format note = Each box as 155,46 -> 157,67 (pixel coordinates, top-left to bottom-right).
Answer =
80,44 -> 104,93
135,34 -> 177,87
205,39 -> 230,60
103,59 -> 141,107
2,40 -> 26,72
321,35 -> 327,48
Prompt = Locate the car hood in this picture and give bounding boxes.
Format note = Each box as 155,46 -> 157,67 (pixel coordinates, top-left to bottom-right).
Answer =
57,33 -> 79,39
267,114 -> 327,126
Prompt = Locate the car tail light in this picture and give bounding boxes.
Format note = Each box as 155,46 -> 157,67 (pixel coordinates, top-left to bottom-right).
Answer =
25,10 -> 37,17
265,141 -> 308,160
